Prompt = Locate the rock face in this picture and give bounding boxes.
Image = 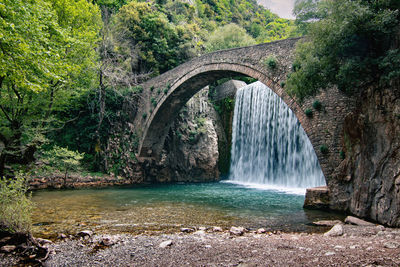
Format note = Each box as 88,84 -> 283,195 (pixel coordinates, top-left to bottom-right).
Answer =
303,186 -> 330,210
150,87 -> 228,182
329,81 -> 400,227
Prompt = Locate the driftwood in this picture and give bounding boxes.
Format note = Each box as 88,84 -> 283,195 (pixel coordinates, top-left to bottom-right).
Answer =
0,230 -> 49,265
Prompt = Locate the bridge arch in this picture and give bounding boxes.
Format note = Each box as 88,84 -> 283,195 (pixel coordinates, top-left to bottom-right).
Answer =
136,38 -> 316,170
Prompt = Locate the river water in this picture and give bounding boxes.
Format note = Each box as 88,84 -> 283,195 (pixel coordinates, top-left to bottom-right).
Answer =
31,82 -> 336,238
31,182 -> 342,238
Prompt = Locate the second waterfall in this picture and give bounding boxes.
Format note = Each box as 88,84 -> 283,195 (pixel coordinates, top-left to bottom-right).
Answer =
228,81 -> 325,191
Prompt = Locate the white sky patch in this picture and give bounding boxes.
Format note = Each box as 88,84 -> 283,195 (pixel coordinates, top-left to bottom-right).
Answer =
257,0 -> 296,20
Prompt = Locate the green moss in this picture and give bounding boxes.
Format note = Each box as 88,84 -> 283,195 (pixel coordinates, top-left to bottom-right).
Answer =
339,150 -> 345,160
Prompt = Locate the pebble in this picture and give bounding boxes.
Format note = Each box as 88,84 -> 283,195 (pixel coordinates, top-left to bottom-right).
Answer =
159,240 -> 173,248
0,245 -> 16,253
344,216 -> 375,226
256,228 -> 266,234
193,230 -> 206,236
101,235 -> 120,246
325,251 -> 335,256
78,230 -> 93,238
349,245 -> 357,249
334,245 -> 344,250
324,224 -> 344,237
180,228 -> 194,233
212,226 -> 223,232
230,226 -> 245,236
35,238 -> 53,245
384,241 -> 400,249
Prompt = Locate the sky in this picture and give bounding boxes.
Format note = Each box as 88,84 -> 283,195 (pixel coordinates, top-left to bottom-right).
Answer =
257,0 -> 296,20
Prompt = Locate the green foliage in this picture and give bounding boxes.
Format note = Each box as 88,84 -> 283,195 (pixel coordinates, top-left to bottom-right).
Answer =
157,89 -> 161,95
205,23 -> 256,52
133,86 -> 144,94
312,100 -> 322,111
339,150 -> 345,160
0,174 -> 33,233
114,1 -> 196,75
320,145 -> 329,154
305,108 -> 313,118
264,56 -> 278,70
142,113 -> 147,119
163,88 -> 169,94
42,146 -> 84,179
150,86 -> 155,91
151,97 -> 157,107
287,0 -> 400,99
0,0 -> 101,173
280,81 -> 286,88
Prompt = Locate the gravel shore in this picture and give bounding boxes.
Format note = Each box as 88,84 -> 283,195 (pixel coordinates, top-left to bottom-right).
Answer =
2,224 -> 399,266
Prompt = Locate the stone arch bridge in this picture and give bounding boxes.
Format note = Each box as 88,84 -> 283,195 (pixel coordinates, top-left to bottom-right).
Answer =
133,37 -> 400,226
135,38 -> 352,184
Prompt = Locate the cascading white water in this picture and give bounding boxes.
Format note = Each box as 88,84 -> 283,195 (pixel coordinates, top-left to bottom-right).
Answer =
228,81 -> 325,191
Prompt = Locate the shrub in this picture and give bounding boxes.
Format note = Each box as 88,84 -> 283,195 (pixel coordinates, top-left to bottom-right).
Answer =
312,100 -> 322,111
265,56 -> 277,70
280,81 -> 286,88
157,89 -> 161,95
142,113 -> 147,119
150,86 -> 155,91
320,145 -> 329,154
151,97 -> 157,107
163,88 -> 168,94
133,85 -> 143,93
305,108 -> 313,118
42,146 -> 84,184
0,174 -> 33,233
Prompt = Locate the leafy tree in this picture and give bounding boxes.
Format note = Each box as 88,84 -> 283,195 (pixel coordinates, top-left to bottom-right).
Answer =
42,146 -> 84,184
287,0 -> 400,100
0,0 -> 101,176
205,23 -> 256,52
114,1 -> 194,75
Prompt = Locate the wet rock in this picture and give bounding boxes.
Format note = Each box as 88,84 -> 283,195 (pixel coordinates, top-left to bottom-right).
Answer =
384,241 -> 400,249
230,226 -> 245,236
1,245 -> 16,253
303,186 -> 330,210
344,216 -> 375,226
312,220 -> 342,226
324,224 -> 343,237
77,230 -> 93,238
159,240 -> 173,248
180,228 -> 194,233
256,228 -> 266,234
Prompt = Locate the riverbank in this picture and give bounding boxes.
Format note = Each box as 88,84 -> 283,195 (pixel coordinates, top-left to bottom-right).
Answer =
2,224 -> 399,266
28,173 -> 134,190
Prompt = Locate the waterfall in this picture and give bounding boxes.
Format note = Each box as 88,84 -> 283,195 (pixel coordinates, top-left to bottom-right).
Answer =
228,81 -> 325,191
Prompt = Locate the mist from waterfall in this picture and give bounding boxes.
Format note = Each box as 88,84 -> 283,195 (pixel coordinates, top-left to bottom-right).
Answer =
227,81 -> 325,194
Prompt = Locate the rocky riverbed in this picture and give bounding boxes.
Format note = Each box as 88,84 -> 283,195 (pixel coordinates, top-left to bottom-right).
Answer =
1,222 -> 400,266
